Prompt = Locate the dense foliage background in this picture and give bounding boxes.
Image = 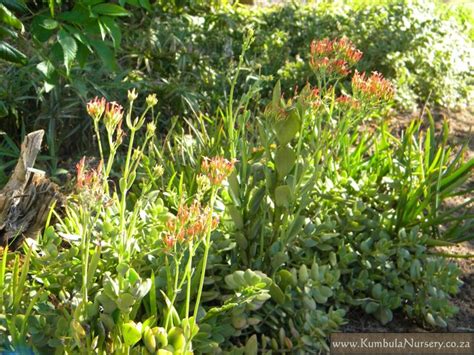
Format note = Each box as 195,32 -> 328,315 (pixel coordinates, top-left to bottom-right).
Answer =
1,0 -> 472,177
0,0 -> 473,354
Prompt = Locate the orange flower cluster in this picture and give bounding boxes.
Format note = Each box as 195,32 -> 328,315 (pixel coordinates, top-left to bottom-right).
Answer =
86,97 -> 106,120
201,157 -> 236,186
104,101 -> 124,128
352,70 -> 394,101
336,95 -> 360,110
310,38 -> 362,76
163,200 -> 219,249
76,157 -> 103,191
86,97 -> 124,129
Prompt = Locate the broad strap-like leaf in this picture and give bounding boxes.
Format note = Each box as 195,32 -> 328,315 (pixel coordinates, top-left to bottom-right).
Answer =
0,41 -> 26,64
0,0 -> 28,13
0,4 -> 23,31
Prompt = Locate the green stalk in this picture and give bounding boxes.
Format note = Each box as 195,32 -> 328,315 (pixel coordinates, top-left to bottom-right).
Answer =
193,188 -> 217,320
118,127 -> 136,259
118,105 -> 150,260
185,242 -> 194,319
0,245 -> 8,313
81,210 -> 90,312
165,256 -> 182,329
93,119 -> 104,163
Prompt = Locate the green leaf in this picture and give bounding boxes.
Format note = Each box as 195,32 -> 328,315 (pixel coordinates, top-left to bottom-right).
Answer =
86,245 -> 101,289
57,29 -> 77,75
275,185 -> 292,208
38,18 -> 58,30
100,16 -> 122,48
128,267 -> 140,284
91,39 -> 118,71
274,146 -> 296,178
439,158 -> 474,193
274,110 -> 300,145
122,321 -> 142,346
139,0 -> 152,11
76,42 -> 90,68
244,334 -> 258,355
228,205 -> 244,230
135,279 -> 152,299
70,320 -> 85,338
277,269 -> 294,289
272,80 -> 281,107
375,307 -> 393,325
57,9 -> 90,25
0,4 -> 23,31
82,0 -> 104,5
318,285 -> 333,298
117,293 -> 136,313
92,3 -> 130,17
269,283 -> 286,304
0,0 -> 28,13
0,24 -> 17,38
96,293 -> 117,313
0,41 -> 26,64
365,302 -> 379,314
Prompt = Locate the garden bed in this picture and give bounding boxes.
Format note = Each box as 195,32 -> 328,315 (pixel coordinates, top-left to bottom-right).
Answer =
344,108 -> 474,334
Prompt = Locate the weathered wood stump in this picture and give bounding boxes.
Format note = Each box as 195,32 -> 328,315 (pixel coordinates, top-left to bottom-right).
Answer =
0,130 -> 60,250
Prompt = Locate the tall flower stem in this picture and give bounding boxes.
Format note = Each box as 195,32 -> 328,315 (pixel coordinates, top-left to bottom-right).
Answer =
185,241 -> 194,319
193,188 -> 217,320
93,119 -> 104,163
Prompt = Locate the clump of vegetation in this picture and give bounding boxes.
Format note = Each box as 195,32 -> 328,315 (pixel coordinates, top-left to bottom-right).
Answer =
1,28 -> 472,353
0,0 -> 472,167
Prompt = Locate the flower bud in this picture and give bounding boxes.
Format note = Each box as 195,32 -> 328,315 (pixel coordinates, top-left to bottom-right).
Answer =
132,149 -> 142,161
143,327 -> 156,353
86,97 -> 106,121
197,174 -> 211,193
152,327 -> 168,347
153,164 -> 164,177
127,88 -> 138,102
146,122 -> 156,138
146,93 -> 158,108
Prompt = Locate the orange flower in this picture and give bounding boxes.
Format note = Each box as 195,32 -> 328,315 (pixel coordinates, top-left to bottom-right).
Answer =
87,97 -> 106,120
163,233 -> 176,249
352,70 -> 394,102
336,95 -> 360,110
310,37 -> 362,77
201,157 -> 236,186
76,157 -> 103,191
163,199 -> 221,249
104,101 -> 124,131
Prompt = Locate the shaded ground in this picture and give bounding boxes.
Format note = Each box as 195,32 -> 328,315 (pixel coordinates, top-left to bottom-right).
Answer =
344,107 -> 474,333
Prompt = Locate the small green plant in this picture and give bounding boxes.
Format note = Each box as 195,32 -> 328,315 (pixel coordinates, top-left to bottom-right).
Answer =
0,89 -> 274,353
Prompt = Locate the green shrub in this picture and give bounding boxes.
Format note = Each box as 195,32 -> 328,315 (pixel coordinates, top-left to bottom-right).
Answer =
1,0 -> 472,171
132,0 -> 472,115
